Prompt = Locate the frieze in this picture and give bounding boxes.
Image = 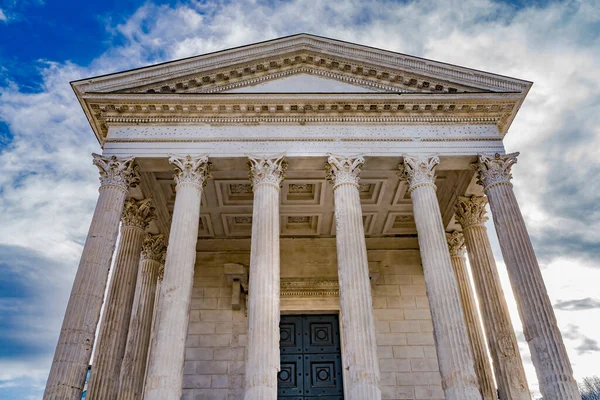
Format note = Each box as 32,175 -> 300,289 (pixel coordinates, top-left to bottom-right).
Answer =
107,124 -> 500,141
280,278 -> 339,298
102,138 -> 506,158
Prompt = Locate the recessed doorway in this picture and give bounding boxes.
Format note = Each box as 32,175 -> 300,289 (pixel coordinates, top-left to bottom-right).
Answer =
278,314 -> 344,399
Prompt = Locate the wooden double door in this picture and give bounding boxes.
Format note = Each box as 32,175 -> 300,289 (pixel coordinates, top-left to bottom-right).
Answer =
278,315 -> 344,399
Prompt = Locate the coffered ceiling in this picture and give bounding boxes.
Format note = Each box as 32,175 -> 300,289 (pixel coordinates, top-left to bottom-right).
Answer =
135,156 -> 475,241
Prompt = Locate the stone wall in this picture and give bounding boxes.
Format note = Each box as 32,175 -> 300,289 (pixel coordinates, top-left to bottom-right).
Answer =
182,238 -> 443,400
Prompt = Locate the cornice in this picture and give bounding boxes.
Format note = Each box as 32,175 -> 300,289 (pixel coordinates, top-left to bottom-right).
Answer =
72,34 -> 530,94
114,57 -> 479,95
85,92 -> 519,143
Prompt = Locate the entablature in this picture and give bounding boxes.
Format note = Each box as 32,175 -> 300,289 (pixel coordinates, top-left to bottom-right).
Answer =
84,92 -> 521,144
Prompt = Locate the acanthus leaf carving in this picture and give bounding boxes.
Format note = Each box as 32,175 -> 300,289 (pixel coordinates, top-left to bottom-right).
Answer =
446,231 -> 466,257
247,154 -> 287,189
325,154 -> 364,188
398,155 -> 439,192
141,233 -> 167,263
473,152 -> 519,191
169,155 -> 212,189
122,198 -> 155,230
92,153 -> 140,191
455,196 -> 489,229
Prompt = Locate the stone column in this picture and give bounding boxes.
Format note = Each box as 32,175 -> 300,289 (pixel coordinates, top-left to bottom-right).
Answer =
141,263 -> 165,397
118,234 -> 167,400
144,155 -> 211,400
456,195 -> 531,399
244,155 -> 286,400
474,153 -> 579,399
326,155 -> 381,400
399,155 -> 481,400
87,199 -> 155,399
446,231 -> 496,400
44,154 -> 139,400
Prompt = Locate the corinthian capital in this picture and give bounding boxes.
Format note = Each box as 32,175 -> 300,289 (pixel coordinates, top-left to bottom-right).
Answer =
473,152 -> 519,191
398,155 -> 439,192
455,196 -> 489,229
169,155 -> 212,189
446,231 -> 466,257
247,154 -> 287,189
92,153 -> 140,191
122,198 -> 155,230
326,154 -> 364,188
141,233 -> 167,263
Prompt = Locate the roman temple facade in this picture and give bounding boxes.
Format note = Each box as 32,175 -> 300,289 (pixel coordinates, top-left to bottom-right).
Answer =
44,34 -> 579,400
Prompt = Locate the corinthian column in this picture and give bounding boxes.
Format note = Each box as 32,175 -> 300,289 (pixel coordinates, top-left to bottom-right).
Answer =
44,154 -> 139,400
118,234 -> 167,400
474,153 -> 579,399
87,198 -> 154,399
455,195 -> 530,399
326,155 -> 381,400
144,155 -> 211,400
244,155 -> 286,400
399,156 -> 481,400
446,231 -> 496,400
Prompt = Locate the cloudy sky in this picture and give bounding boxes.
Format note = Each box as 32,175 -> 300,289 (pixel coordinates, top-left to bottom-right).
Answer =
0,0 -> 599,398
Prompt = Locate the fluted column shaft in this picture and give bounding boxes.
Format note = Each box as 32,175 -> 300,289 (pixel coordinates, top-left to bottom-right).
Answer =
327,155 -> 381,400
144,155 -> 211,400
456,196 -> 530,399
88,199 -> 154,399
44,154 -> 139,400
400,156 -> 481,400
447,232 -> 496,400
244,155 -> 286,400
141,265 -> 164,397
118,234 -> 166,400
475,153 -> 579,400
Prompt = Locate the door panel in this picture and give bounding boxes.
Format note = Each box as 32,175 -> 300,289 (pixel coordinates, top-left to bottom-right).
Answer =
278,315 -> 343,399
279,354 -> 304,396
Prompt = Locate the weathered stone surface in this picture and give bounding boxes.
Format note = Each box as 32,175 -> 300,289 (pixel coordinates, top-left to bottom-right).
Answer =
87,198 -> 154,399
455,195 -> 530,400
399,155 -> 481,400
44,154 -> 139,400
118,234 -> 166,400
144,155 -> 211,400
446,231 -> 496,400
474,153 -> 579,400
327,154 -> 381,400
244,155 -> 286,400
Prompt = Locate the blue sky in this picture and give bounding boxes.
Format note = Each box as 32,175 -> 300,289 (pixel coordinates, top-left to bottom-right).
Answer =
0,0 -> 599,398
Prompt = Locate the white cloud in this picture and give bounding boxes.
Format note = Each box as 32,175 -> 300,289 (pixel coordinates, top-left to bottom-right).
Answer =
1,0 -> 599,396
0,9 -> 7,22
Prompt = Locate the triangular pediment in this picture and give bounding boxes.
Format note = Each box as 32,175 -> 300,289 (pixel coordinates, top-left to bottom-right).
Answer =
73,34 -> 531,96
73,34 -> 532,145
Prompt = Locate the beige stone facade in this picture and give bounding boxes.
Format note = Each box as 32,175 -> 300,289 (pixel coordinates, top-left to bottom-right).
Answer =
44,35 -> 580,400
182,238 -> 443,400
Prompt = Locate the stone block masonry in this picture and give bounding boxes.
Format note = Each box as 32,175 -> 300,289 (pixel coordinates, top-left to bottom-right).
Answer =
182,239 -> 443,400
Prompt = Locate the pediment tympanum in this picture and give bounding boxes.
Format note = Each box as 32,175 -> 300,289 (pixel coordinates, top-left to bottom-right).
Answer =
224,73 -> 382,93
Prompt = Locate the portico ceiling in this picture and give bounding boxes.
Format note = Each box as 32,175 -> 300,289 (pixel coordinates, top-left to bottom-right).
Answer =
133,156 -> 476,241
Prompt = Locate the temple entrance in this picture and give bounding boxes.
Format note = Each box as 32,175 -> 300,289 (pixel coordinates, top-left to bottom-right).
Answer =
278,314 -> 344,399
